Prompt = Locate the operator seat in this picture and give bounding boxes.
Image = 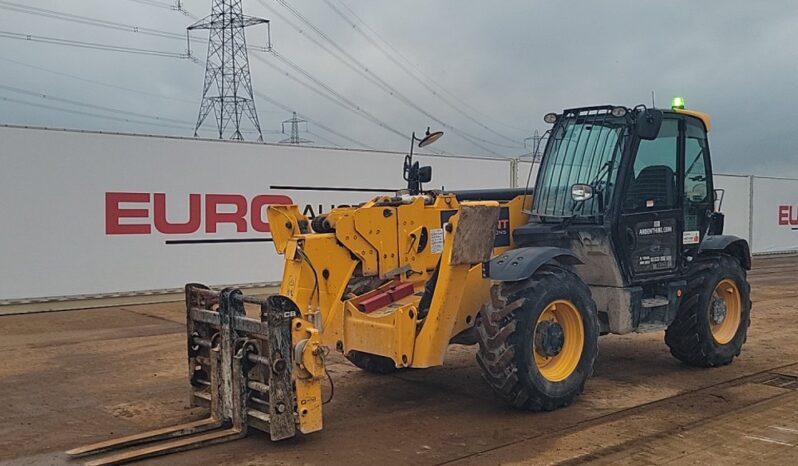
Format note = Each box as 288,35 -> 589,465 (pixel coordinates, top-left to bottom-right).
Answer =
624,165 -> 675,210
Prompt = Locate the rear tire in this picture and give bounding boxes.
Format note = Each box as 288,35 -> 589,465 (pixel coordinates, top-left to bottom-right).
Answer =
476,265 -> 599,411
345,350 -> 399,375
665,255 -> 751,367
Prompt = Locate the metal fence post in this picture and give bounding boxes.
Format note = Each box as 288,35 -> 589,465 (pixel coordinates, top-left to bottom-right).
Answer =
749,175 -> 755,252
510,158 -> 519,188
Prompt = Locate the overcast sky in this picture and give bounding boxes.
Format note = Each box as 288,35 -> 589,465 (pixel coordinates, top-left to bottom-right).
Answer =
1,1 -> 796,176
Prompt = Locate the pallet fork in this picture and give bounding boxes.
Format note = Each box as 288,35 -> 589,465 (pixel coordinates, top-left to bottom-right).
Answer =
67,285 -> 300,465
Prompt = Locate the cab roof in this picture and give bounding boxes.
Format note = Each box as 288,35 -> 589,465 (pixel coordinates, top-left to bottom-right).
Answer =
553,104 -> 711,132
672,108 -> 711,132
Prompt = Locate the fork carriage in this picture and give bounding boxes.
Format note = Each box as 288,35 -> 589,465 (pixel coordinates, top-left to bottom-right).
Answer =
67,285 -> 323,465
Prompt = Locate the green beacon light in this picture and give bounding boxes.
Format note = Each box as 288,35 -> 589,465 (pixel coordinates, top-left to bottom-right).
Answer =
672,96 -> 685,110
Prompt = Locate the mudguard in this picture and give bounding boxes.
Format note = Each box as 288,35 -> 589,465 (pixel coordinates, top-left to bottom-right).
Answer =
482,247 -> 582,282
698,235 -> 752,270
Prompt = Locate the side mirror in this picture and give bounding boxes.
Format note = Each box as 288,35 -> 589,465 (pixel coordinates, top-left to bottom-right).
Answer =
571,184 -> 594,202
635,108 -> 663,140
708,211 -> 725,236
418,166 -> 432,183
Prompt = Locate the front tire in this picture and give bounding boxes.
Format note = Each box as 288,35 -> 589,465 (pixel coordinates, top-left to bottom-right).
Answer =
476,265 -> 599,411
665,255 -> 751,367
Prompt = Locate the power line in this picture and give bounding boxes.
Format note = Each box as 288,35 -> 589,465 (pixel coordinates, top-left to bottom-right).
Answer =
255,1 -> 401,96
127,0 -> 173,9
332,0 -> 528,134
225,50 -> 446,152
256,52 -> 448,154
255,92 -> 373,149
126,0 -> 198,20
0,1 -> 518,154
0,55 -> 196,105
0,84 -> 194,125
0,64 -> 425,153
258,0 -> 504,156
252,50 -> 408,141
0,95 -> 194,130
0,1 -> 196,41
0,54 -> 282,128
306,130 -> 341,147
0,8 -> 409,151
0,1 -> 268,57
0,37 -> 369,147
322,0 -> 523,148
256,90 -> 374,149
265,0 -> 507,153
0,30 -> 188,58
184,59 -> 372,149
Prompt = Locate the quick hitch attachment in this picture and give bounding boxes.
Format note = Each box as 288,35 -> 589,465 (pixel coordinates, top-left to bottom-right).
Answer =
67,285 -> 302,465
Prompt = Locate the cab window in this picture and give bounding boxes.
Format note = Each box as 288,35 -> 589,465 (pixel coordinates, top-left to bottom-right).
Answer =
623,119 -> 679,211
684,120 -> 710,204
684,119 -> 711,230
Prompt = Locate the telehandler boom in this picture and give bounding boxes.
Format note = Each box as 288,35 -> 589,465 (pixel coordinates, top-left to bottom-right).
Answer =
70,101 -> 751,465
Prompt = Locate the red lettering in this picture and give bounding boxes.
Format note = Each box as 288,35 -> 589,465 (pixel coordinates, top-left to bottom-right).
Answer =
781,205 -> 798,225
107,192 -> 296,235
205,194 -> 248,233
105,192 -> 150,234
251,195 -> 293,232
779,205 -> 789,225
153,193 -> 201,234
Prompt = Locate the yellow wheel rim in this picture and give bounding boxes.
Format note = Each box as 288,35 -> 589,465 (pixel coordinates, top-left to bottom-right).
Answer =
533,300 -> 584,382
709,279 -> 742,345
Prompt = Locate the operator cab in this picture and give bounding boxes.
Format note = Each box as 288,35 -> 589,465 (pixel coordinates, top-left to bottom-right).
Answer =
514,100 -> 732,333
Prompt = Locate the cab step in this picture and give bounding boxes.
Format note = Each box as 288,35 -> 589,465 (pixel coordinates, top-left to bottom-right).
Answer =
641,296 -> 669,308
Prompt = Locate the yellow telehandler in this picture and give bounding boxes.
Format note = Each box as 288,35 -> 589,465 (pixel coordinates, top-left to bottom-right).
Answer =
69,101 -> 751,465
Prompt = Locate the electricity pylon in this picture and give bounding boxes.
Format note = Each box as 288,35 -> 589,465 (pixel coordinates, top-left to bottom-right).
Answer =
189,0 -> 268,141
279,112 -> 313,144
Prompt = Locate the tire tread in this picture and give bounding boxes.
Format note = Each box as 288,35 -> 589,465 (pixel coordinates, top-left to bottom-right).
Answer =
665,255 -> 751,367
476,265 -> 598,411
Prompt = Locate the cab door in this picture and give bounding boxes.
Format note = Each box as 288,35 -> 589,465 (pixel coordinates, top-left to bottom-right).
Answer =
617,118 -> 682,282
681,117 -> 714,261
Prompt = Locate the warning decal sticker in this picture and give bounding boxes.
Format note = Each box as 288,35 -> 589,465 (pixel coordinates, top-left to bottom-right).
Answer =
430,228 -> 444,254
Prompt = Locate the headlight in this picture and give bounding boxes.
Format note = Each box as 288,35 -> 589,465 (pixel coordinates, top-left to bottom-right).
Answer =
611,106 -> 627,117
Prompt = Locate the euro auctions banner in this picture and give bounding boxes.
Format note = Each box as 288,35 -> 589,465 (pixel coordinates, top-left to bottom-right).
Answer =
751,176 -> 798,254
0,126 -> 512,301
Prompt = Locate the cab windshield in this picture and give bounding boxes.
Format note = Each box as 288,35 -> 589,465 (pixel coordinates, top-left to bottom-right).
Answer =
532,113 -> 627,219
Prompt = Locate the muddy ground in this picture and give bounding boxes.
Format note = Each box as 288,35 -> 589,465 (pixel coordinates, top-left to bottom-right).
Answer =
1,256 -> 797,465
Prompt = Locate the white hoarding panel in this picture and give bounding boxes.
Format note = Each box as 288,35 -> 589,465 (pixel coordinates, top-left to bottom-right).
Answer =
713,175 -> 751,243
751,177 -> 798,254
516,160 -> 539,190
0,126 -> 512,301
